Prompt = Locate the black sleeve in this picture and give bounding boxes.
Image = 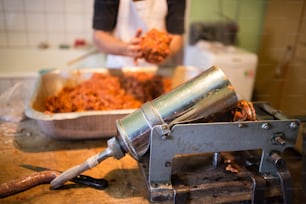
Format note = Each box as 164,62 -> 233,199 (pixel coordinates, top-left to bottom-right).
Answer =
166,0 -> 186,35
92,0 -> 119,31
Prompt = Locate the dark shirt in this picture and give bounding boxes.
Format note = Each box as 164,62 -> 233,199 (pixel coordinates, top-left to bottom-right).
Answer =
92,0 -> 186,35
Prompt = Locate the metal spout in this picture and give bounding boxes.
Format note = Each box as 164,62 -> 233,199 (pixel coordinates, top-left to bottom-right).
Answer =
50,137 -> 124,189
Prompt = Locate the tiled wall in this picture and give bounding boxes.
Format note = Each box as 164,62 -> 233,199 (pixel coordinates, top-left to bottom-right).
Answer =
0,0 -> 94,49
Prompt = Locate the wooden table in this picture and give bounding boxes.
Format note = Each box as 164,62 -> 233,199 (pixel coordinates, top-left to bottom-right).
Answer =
0,119 -> 305,204
0,119 -> 151,204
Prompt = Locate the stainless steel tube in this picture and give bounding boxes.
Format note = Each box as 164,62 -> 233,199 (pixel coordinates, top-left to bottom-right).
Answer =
116,66 -> 238,160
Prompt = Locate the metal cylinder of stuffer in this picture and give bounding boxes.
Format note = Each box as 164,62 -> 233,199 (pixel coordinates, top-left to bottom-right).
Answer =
115,66 -> 238,160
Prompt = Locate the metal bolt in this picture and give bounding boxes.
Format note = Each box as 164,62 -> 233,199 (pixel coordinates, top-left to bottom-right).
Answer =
261,123 -> 270,130
212,152 -> 221,168
270,151 -> 285,168
161,135 -> 168,140
161,124 -> 170,133
160,124 -> 170,140
151,183 -> 159,188
289,121 -> 298,129
165,161 -> 172,167
238,123 -> 244,128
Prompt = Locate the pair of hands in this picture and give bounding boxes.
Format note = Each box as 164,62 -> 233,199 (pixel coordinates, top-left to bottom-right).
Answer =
126,29 -> 171,65
93,28 -> 175,65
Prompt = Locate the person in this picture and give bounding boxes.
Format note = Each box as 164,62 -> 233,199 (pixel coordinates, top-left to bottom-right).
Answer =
92,0 -> 186,68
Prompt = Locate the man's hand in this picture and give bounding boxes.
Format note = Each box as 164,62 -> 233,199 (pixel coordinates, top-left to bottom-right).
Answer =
127,29 -> 142,65
93,29 -> 142,62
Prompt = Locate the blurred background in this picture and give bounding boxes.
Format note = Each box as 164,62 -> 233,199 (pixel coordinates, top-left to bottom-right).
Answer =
0,0 -> 305,117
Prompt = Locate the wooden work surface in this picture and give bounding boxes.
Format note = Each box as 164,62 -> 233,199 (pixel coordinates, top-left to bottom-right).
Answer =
0,119 -> 305,204
0,119 -> 150,204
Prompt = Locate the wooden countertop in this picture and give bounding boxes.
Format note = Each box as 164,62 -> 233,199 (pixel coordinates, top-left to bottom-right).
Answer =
0,119 -> 305,204
0,119 -> 150,204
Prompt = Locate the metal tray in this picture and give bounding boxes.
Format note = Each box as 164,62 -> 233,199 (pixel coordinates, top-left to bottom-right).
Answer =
25,66 -> 200,140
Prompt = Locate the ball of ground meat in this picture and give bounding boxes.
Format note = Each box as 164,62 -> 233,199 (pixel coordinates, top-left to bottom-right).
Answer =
140,29 -> 172,64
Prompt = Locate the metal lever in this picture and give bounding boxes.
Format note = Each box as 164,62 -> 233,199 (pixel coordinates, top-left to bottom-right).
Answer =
270,151 -> 293,204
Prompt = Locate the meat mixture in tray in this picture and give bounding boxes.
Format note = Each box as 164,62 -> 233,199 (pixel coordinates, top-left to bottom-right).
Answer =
45,72 -> 172,113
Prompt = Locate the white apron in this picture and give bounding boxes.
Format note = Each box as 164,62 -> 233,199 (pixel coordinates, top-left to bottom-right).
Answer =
105,0 -> 168,68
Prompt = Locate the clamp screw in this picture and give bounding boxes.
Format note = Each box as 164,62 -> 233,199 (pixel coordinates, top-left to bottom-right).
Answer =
271,132 -> 286,145
274,136 -> 286,145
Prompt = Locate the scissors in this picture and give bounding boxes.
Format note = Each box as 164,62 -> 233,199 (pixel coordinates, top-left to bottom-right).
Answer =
20,164 -> 108,190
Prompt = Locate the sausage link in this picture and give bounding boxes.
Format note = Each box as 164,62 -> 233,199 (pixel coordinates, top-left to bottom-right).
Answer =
0,170 -> 59,198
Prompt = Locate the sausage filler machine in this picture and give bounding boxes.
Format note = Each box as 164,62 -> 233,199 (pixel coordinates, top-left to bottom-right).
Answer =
51,66 -> 300,203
